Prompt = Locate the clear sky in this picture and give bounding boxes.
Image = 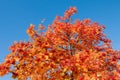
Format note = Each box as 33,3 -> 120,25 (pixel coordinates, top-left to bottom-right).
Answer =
0,0 -> 120,80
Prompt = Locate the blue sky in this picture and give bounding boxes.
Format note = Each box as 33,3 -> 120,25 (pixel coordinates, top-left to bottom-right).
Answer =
0,0 -> 120,79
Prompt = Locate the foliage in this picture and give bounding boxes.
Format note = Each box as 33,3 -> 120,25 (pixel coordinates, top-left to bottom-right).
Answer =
0,7 -> 120,80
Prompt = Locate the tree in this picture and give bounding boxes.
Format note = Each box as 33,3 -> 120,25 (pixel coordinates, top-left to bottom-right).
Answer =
0,7 -> 120,80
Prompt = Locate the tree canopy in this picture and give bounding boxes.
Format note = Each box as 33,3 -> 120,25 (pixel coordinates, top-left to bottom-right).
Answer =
0,7 -> 120,80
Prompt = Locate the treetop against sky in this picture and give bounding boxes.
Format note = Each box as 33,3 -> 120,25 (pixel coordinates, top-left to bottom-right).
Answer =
0,6 -> 120,80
